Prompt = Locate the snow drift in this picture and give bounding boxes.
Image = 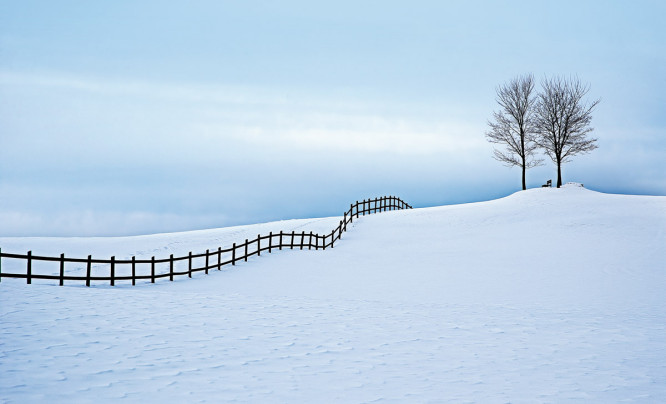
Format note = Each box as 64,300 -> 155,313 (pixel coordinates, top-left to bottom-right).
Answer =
1,185 -> 665,402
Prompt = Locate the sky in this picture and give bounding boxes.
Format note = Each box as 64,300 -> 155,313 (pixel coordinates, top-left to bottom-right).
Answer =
1,0 -> 665,237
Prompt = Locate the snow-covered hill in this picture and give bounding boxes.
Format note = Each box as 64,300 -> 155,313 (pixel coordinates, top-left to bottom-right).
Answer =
2,186 -> 665,402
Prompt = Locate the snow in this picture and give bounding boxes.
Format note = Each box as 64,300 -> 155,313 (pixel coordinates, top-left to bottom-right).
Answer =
2,186 -> 666,402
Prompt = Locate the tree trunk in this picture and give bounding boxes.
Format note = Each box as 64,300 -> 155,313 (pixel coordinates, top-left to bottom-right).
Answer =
557,160 -> 562,188
521,157 -> 527,190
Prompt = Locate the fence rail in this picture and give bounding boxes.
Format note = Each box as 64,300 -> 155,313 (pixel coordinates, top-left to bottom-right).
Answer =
0,196 -> 412,286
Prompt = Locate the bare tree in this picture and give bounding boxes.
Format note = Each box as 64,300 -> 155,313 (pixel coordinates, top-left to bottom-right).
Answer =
534,76 -> 600,188
486,74 -> 542,190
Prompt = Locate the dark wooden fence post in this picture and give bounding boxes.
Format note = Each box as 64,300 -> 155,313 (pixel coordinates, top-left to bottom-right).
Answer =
26,250 -> 32,284
331,230 -> 335,248
232,243 -> 236,265
131,256 -> 136,286
188,252 -> 193,278
300,231 -> 305,250
86,255 -> 92,287
356,201 -> 359,218
244,239 -> 248,262
110,256 -> 115,286
257,234 -> 261,256
290,231 -> 295,249
217,247 -> 222,270
269,232 -> 273,253
309,231 -> 313,250
59,253 -> 65,286
205,249 -> 209,275
151,256 -> 155,283
279,231 -> 283,250
169,254 -> 174,281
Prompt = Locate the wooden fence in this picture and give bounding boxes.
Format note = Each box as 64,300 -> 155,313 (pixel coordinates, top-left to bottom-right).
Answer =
0,196 -> 412,286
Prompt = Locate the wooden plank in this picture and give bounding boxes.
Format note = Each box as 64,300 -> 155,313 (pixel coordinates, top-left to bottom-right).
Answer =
86,255 -> 92,287
131,256 -> 136,286
27,251 -> 32,284
110,256 -> 115,286
59,253 -> 65,286
169,254 -> 174,281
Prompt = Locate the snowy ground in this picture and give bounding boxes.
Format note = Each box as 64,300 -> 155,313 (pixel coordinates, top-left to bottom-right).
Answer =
1,185 -> 665,403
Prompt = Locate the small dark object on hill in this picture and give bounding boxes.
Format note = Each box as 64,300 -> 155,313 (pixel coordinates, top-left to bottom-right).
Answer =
542,179 -> 552,188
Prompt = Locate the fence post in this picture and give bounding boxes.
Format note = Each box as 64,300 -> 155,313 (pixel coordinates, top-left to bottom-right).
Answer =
110,256 -> 115,286
131,256 -> 136,286
188,252 -> 193,278
279,231 -> 283,250
269,232 -> 273,253
59,253 -> 65,286
205,249 -> 209,275
244,239 -> 248,262
290,231 -> 295,249
309,231 -> 313,250
323,234 -> 326,250
86,255 -> 92,287
169,254 -> 174,281
26,250 -> 32,284
151,256 -> 155,283
356,201 -> 359,218
300,231 -> 305,250
232,243 -> 236,265
257,234 -> 261,256
331,230 -> 335,248
217,247 -> 222,270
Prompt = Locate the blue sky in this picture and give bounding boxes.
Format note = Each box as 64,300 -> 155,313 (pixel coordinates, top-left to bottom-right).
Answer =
1,1 -> 664,236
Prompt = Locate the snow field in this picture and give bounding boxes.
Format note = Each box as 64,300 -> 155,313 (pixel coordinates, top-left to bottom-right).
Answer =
1,186 -> 665,402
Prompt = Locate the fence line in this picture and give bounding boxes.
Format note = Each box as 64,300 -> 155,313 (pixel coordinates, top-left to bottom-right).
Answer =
0,196 -> 412,286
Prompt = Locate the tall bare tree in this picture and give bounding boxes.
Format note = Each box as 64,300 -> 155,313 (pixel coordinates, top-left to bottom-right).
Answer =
486,74 -> 541,190
534,76 -> 600,188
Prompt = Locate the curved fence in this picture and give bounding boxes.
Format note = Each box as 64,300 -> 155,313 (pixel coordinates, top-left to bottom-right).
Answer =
0,196 -> 412,286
